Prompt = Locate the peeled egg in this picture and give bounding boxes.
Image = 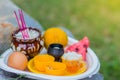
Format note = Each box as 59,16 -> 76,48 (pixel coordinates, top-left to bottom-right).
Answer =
7,51 -> 28,70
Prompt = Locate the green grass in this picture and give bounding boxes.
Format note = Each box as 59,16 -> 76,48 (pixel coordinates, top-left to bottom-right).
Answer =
13,0 -> 120,80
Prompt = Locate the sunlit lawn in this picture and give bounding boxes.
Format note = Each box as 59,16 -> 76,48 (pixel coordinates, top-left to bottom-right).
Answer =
13,0 -> 120,80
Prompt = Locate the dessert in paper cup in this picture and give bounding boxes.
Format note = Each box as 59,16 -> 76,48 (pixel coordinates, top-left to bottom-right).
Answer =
62,52 -> 87,73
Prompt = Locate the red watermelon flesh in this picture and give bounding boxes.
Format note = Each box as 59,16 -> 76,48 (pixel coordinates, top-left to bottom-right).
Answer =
66,36 -> 90,61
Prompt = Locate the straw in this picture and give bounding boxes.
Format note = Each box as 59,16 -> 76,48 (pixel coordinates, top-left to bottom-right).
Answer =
19,9 -> 29,38
14,10 -> 25,39
20,10 -> 26,29
19,10 -> 25,29
14,10 -> 29,39
14,11 -> 22,30
19,10 -> 30,38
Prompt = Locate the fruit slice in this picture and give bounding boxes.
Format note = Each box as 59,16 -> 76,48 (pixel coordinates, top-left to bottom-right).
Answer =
33,54 -> 55,72
66,36 -> 90,61
45,62 -> 66,76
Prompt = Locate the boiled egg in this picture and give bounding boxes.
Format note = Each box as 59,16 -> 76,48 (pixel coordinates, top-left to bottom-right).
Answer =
7,51 -> 28,70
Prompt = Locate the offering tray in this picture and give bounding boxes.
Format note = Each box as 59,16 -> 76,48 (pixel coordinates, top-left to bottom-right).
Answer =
0,37 -> 100,80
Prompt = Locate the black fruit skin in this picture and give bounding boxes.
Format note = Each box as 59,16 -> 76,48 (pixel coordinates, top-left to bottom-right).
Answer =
47,44 -> 64,61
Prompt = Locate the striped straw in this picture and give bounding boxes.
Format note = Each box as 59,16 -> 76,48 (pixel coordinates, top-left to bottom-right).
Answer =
14,10 -> 30,39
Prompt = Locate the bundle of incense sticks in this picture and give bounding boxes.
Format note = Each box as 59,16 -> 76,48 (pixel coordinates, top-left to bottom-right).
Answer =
14,9 -> 29,39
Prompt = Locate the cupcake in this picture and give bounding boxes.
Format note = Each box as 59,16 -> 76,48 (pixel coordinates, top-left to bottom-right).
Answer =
62,51 -> 85,73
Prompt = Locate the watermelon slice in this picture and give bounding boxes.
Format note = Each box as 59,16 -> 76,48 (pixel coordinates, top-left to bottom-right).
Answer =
66,36 -> 90,61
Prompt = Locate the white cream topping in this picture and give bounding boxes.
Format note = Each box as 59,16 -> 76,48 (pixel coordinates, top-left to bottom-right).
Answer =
62,51 -> 82,60
15,29 -> 39,39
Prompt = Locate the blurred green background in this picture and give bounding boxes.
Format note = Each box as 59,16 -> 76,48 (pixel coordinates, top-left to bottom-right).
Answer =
13,0 -> 120,80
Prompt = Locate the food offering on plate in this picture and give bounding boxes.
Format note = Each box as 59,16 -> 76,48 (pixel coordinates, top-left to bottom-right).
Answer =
11,10 -> 43,59
6,10 -> 91,77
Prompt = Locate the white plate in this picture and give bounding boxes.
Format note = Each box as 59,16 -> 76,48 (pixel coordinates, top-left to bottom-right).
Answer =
0,37 -> 100,80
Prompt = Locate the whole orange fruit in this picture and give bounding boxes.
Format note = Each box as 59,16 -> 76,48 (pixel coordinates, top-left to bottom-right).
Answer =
43,28 -> 68,48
